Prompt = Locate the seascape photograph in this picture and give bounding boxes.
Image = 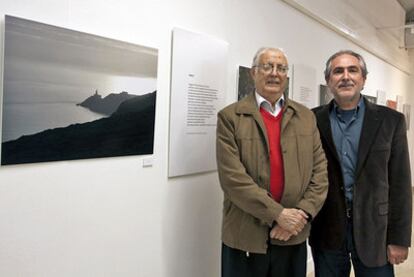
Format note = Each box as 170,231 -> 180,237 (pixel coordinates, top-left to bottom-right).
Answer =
1,15 -> 158,165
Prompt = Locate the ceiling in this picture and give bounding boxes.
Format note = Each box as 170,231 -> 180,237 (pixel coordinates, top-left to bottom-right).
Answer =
282,0 -> 413,72
397,0 -> 414,18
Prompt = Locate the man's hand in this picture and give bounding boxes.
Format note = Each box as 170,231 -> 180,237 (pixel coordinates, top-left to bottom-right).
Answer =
387,244 -> 409,265
270,225 -> 293,241
275,208 -> 308,235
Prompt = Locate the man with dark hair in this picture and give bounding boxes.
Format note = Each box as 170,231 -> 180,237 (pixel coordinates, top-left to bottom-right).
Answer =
310,50 -> 412,277
216,47 -> 328,277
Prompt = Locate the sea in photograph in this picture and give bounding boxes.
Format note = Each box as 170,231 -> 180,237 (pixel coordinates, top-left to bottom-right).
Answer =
2,101 -> 105,142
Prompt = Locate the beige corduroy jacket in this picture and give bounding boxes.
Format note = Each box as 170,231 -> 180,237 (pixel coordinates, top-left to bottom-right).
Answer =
216,93 -> 328,254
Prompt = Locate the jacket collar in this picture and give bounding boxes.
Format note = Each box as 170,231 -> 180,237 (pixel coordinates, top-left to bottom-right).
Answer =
234,93 -> 299,152
314,101 -> 339,162
316,96 -> 384,178
236,93 -> 299,134
355,98 -> 383,177
235,93 -> 299,116
235,93 -> 259,115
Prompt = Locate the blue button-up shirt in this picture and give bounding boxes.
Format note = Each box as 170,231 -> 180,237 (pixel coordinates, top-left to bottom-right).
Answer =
330,97 -> 365,202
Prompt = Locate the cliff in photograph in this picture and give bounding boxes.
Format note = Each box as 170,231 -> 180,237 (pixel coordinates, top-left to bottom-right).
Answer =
77,90 -> 137,115
1,91 -> 157,165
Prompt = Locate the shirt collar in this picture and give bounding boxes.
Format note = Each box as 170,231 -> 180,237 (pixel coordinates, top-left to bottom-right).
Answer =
255,91 -> 284,113
332,95 -> 365,115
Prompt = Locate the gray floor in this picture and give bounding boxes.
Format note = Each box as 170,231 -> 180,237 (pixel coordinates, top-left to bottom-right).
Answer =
308,189 -> 414,277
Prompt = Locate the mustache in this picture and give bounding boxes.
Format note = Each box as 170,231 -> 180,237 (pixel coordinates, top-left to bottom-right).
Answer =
267,78 -> 281,83
338,82 -> 354,88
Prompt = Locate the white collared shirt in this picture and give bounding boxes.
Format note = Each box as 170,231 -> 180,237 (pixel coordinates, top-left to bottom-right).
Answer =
255,92 -> 284,117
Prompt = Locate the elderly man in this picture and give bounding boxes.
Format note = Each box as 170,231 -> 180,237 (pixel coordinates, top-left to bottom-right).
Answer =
310,50 -> 412,277
216,47 -> 328,277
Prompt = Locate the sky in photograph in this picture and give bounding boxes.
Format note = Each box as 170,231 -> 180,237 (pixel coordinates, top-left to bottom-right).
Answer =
3,15 -> 158,104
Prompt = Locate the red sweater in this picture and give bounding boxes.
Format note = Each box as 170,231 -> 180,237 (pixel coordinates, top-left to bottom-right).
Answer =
260,107 -> 284,202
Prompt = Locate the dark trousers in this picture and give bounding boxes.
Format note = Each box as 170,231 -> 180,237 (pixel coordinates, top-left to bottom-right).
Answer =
312,221 -> 394,277
221,242 -> 307,277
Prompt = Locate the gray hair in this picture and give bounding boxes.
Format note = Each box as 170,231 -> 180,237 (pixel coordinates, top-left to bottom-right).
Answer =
324,50 -> 368,82
251,47 -> 288,67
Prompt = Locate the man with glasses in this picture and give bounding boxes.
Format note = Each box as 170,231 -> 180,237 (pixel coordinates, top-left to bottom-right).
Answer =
310,50 -> 412,277
216,47 -> 328,277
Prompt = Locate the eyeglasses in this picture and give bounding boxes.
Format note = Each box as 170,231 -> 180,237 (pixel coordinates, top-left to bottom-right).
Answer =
254,63 -> 289,74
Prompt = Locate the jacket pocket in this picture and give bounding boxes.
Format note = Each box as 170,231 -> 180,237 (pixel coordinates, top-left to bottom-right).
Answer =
378,202 -> 388,215
236,137 -> 262,181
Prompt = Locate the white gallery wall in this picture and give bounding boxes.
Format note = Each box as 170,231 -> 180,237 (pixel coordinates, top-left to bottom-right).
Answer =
0,0 -> 413,276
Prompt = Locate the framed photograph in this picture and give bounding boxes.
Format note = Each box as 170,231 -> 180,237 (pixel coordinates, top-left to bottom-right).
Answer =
237,66 -> 289,101
363,94 -> 377,104
237,66 -> 255,100
319,84 -> 334,105
376,89 -> 386,105
1,15 -> 158,165
403,104 -> 411,130
386,100 -> 397,110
